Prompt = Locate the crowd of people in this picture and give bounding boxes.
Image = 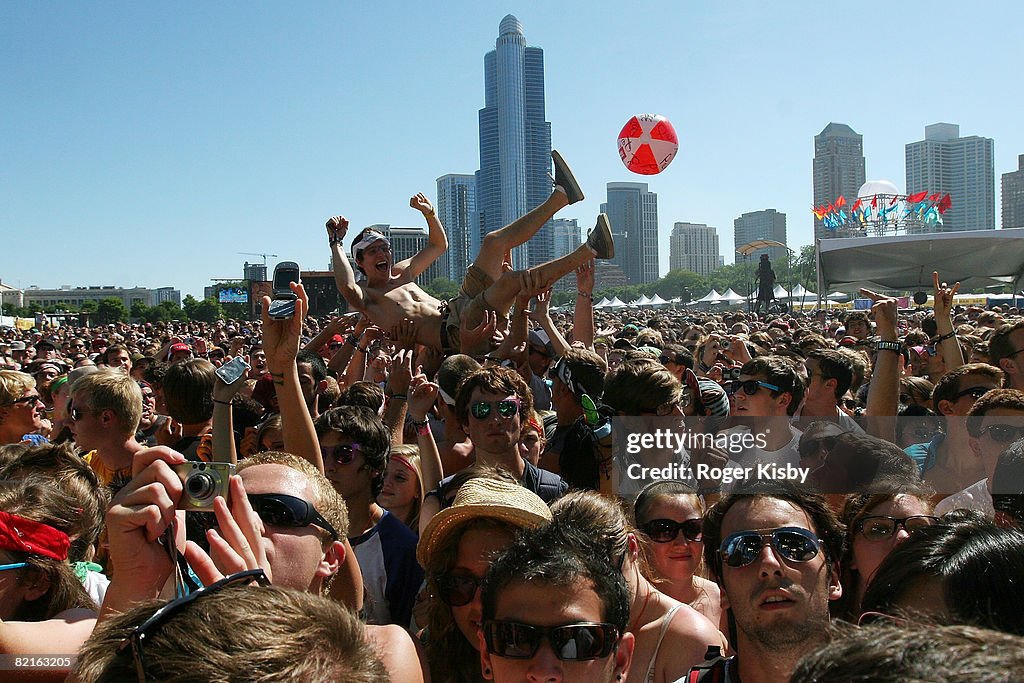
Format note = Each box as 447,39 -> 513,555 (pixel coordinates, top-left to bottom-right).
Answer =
2,153 -> 1024,681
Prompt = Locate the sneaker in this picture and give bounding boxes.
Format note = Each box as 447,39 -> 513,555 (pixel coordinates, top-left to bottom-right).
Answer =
586,214 -> 614,259
551,150 -> 584,204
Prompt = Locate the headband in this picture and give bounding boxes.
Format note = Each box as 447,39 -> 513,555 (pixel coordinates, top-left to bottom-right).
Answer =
351,230 -> 390,259
391,454 -> 418,477
0,510 -> 70,561
437,385 -> 457,406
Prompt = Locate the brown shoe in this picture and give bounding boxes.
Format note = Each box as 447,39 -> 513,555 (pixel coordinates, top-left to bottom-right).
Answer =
551,150 -> 584,204
586,214 -> 614,259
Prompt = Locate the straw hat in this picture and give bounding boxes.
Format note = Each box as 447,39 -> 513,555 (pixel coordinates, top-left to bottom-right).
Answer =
416,478 -> 552,566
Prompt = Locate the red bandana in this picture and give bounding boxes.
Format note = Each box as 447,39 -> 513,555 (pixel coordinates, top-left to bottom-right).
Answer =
0,510 -> 70,561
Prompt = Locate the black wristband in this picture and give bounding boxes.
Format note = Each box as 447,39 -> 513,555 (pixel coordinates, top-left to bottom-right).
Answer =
875,340 -> 902,353
213,399 -> 233,405
933,330 -> 956,343
409,418 -> 429,427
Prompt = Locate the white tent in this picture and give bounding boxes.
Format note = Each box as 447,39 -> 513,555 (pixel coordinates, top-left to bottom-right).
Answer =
789,283 -> 816,299
696,289 -> 723,303
648,294 -> 670,307
720,288 -> 747,304
607,297 -> 628,308
751,284 -> 789,300
633,294 -> 652,306
593,296 -> 612,308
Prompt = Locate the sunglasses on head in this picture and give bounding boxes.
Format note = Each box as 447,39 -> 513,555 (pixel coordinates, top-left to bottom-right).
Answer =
437,572 -> 483,607
727,379 -> 780,396
856,515 -> 938,541
642,518 -> 703,543
321,443 -> 362,465
118,568 -> 270,683
720,526 -> 822,568
247,493 -> 339,540
483,621 -> 620,661
953,385 -> 992,402
470,398 -> 521,420
979,424 -> 1024,444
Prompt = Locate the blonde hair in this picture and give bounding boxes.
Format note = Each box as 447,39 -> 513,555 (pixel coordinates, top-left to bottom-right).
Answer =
0,370 -> 35,406
386,444 -> 422,529
70,369 -> 143,435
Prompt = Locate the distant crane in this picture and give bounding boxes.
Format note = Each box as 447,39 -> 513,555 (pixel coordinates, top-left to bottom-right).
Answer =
238,252 -> 278,267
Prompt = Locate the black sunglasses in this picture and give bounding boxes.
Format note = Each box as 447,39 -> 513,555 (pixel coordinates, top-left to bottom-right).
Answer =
247,493 -> 339,541
979,424 -> 1024,444
118,568 -> 270,683
720,527 -> 822,568
470,399 -> 521,420
952,385 -> 992,402
727,379 -> 780,396
856,515 -> 938,541
437,572 -> 483,607
642,518 -> 703,543
483,620 -> 619,661
9,394 -> 42,407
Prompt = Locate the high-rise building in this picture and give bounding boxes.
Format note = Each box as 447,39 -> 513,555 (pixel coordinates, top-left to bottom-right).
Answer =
734,210 -> 788,265
476,15 -> 554,270
243,262 -> 267,283
812,122 -> 866,241
436,174 -> 475,281
600,182 -> 659,284
1002,154 -> 1024,229
905,123 -> 995,233
670,222 -> 720,276
550,218 -> 581,290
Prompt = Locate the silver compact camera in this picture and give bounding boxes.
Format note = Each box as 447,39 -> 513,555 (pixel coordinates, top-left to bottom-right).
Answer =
174,461 -> 235,511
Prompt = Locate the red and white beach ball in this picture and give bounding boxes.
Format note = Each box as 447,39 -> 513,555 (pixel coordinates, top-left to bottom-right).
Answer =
617,113 -> 679,175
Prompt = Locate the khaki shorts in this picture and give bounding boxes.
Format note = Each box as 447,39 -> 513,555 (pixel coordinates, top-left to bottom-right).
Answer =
444,265 -> 506,355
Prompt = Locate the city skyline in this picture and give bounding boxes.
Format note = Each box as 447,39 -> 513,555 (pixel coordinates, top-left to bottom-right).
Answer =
3,2 -> 1022,299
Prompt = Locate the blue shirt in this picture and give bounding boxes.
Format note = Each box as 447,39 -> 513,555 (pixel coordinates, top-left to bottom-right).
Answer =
904,432 -> 945,476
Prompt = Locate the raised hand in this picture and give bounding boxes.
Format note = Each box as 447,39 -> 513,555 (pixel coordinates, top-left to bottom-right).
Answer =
261,282 -> 309,374
860,288 -> 898,338
326,215 -> 349,239
408,374 -> 439,423
390,317 -> 417,351
575,259 -> 595,293
932,271 -> 960,320
410,193 -> 434,216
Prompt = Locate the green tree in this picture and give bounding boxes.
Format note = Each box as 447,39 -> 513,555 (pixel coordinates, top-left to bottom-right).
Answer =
131,301 -> 151,321
424,278 -> 460,300
156,300 -> 186,322
652,270 -> 708,303
94,298 -> 127,325
182,294 -> 201,320
192,298 -> 224,323
707,263 -> 753,297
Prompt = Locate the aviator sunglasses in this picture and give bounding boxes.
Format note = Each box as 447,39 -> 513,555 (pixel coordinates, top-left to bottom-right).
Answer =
470,398 -> 522,420
720,526 -> 822,568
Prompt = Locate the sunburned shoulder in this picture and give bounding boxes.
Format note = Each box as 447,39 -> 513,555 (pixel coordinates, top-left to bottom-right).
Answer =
366,624 -> 426,683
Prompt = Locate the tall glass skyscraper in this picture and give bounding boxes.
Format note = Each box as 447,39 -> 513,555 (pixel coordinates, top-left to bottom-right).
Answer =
436,174 -> 475,282
600,182 -> 660,285
476,15 -> 553,270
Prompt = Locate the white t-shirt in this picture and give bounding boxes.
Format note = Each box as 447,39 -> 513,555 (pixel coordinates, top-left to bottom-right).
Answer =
934,478 -> 994,518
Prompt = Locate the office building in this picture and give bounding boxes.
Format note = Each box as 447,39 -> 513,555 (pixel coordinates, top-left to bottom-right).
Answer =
476,15 -> 554,270
550,218 -> 581,290
906,123 -> 995,232
600,182 -> 659,284
1002,154 -> 1024,229
436,174 -> 475,282
734,210 -> 788,265
670,222 -> 720,276
23,285 -> 181,310
812,122 -> 866,241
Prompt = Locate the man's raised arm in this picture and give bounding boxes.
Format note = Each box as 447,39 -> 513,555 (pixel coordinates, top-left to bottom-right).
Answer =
395,193 -> 448,280
327,215 -> 367,311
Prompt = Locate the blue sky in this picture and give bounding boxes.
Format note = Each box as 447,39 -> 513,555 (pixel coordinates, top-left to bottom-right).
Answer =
3,1 -> 1022,299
